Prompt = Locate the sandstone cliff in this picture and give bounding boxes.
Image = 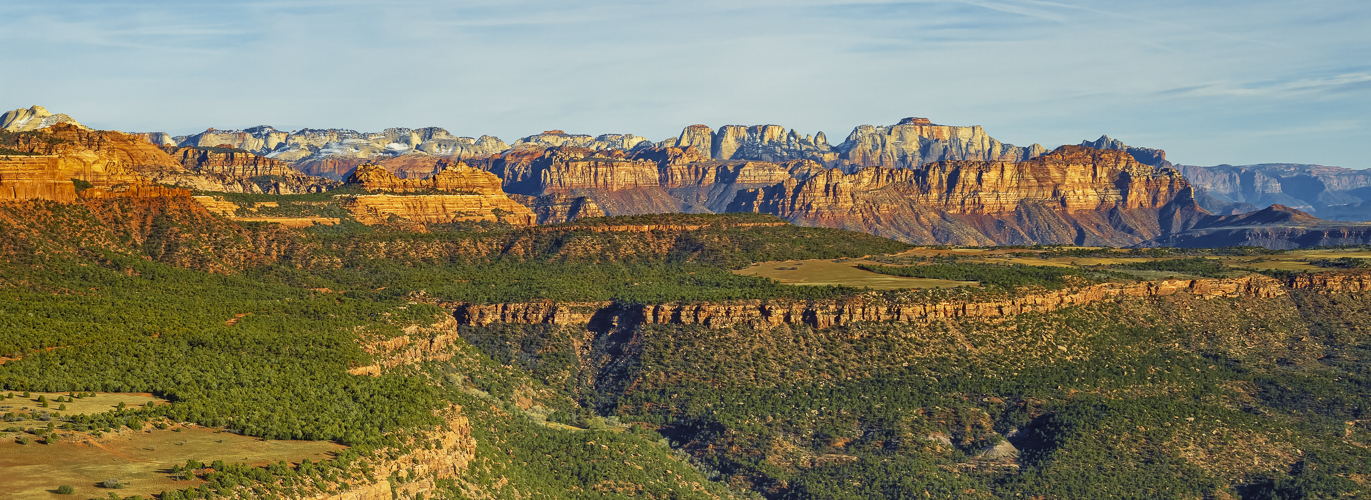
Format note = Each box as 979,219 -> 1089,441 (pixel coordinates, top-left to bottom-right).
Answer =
512,130 -> 652,151
161,146 -> 337,194
336,160 -> 536,226
338,194 -> 535,226
447,271 -> 1371,331
346,161 -> 505,195
835,117 -> 1047,169
661,124 -> 839,165
509,193 -> 607,224
1079,135 -> 1170,168
172,125 -> 510,174
0,124 -> 171,198
727,146 -> 1199,245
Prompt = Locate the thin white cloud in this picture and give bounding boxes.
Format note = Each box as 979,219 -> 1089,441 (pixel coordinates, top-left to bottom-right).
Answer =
1173,73 -> 1371,99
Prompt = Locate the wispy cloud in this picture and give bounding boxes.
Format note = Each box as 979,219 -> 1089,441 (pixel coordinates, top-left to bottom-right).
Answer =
1167,73 -> 1371,99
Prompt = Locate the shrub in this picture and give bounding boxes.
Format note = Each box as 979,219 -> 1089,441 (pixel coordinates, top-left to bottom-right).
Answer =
101,478 -> 122,489
56,484 -> 73,494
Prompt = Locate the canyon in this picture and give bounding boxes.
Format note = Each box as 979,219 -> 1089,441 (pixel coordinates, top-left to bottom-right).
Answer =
445,271 -> 1367,331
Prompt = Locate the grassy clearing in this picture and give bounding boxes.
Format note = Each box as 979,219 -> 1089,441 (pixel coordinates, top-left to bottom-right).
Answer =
1,392 -> 162,433
0,424 -> 342,499
733,256 -> 974,289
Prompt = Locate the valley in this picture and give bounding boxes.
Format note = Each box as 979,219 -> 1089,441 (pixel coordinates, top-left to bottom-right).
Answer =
0,106 -> 1369,499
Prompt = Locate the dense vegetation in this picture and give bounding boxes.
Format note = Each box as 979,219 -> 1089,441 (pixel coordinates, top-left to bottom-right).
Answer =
474,292 -> 1371,499
1310,257 -> 1371,269
2,196 -> 1369,499
1107,257 -> 1233,278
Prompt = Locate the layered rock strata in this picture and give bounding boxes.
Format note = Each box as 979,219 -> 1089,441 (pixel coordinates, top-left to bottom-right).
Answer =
512,130 -> 652,151
508,193 -> 606,224
161,146 -> 336,194
339,195 -> 535,226
449,271 -> 1371,330
173,126 -> 510,169
835,117 -> 1047,169
346,162 -> 505,194
0,156 -> 78,202
1079,135 -> 1170,168
728,146 -> 1198,245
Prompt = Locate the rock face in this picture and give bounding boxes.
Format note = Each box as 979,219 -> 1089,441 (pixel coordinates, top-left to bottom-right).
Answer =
339,194 -> 536,226
346,161 -> 505,194
0,156 -> 79,202
1079,135 -> 1170,168
447,271 -> 1364,330
512,130 -> 652,151
469,146 -> 687,215
1,123 -> 336,197
1177,163 -> 1371,221
338,161 -> 535,226
0,105 -> 87,132
0,124 -> 173,198
161,146 -> 337,194
834,117 -> 1047,169
728,146 -> 1199,245
660,124 -> 838,165
171,126 -> 510,178
509,193 -> 606,224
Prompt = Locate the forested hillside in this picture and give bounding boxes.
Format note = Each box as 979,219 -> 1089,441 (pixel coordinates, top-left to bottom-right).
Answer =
0,195 -> 1368,499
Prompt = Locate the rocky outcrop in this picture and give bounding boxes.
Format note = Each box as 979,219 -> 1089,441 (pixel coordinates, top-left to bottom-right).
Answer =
1,105 -> 87,132
133,132 -> 177,147
449,273 -> 1321,330
470,146 -> 686,215
728,146 -> 1199,245
450,271 -> 1371,330
0,156 -> 78,202
346,162 -> 505,194
1079,135 -> 1170,168
336,156 -> 537,226
161,146 -> 337,194
835,117 -> 1047,169
0,124 -> 174,198
339,194 -> 536,226
311,405 -> 476,500
509,193 -> 606,224
512,130 -> 651,151
171,126 -> 510,170
660,124 -> 837,165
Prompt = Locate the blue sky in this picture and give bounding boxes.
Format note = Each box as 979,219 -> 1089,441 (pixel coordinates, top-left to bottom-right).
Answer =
4,0 -> 1368,168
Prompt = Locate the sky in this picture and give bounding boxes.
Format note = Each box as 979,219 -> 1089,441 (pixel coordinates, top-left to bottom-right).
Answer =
3,0 -> 1369,168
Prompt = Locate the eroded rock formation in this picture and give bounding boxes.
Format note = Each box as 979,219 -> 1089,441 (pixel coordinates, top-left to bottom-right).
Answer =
509,193 -> 607,224
346,162 -> 505,194
835,117 -> 1047,169
448,271 -> 1371,331
728,146 -> 1198,245
161,146 -> 337,194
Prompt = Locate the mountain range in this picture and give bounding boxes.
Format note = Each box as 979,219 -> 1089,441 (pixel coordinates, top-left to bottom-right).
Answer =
6,104 -> 1371,248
